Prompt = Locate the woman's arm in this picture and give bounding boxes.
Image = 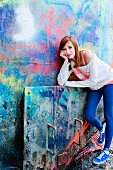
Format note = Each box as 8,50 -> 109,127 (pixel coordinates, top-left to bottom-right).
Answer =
65,60 -> 98,87
65,51 -> 98,88
57,60 -> 72,86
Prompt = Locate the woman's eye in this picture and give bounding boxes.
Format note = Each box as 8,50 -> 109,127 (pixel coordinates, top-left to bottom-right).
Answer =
69,46 -> 72,49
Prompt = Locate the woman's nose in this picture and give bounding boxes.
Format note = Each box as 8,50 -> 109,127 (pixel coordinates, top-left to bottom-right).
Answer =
66,49 -> 70,54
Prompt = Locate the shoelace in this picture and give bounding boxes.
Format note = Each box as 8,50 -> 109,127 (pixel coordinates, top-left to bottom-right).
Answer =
99,132 -> 103,141
99,133 -> 102,142
97,151 -> 105,159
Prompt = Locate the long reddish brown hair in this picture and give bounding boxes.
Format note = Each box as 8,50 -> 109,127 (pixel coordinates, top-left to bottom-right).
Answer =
58,36 -> 85,81
58,36 -> 84,67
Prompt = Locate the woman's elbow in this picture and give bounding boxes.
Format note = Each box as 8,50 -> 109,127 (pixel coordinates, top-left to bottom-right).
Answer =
58,81 -> 65,86
57,78 -> 65,86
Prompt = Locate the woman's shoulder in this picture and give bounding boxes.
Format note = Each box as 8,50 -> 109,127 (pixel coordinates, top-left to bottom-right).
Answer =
82,50 -> 95,64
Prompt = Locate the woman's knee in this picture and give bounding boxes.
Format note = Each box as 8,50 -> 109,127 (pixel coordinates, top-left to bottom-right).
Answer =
85,114 -> 94,123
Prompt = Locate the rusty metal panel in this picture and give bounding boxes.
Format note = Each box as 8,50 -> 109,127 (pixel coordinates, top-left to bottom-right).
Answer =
24,86 -> 56,169
24,86 -> 98,169
24,86 -> 106,170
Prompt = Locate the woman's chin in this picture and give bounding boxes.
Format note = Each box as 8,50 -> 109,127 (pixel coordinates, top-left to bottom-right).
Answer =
68,56 -> 74,59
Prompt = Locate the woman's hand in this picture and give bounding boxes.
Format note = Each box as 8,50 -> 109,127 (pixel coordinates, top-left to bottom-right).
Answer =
60,51 -> 68,62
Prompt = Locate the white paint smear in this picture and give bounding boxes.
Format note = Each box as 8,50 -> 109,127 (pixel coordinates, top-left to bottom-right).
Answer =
13,5 -> 35,41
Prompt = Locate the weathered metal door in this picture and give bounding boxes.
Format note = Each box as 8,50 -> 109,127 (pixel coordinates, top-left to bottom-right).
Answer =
24,86 -> 103,170
24,87 -> 56,169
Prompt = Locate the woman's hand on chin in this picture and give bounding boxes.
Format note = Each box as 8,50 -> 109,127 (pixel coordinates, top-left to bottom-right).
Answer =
60,51 -> 68,62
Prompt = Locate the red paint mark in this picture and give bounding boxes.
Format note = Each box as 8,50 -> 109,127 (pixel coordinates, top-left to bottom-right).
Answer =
0,53 -> 9,61
29,63 -> 44,74
66,121 -> 89,150
0,67 -> 6,74
0,43 -> 40,60
57,127 -> 104,168
108,24 -> 113,28
22,63 -> 51,75
74,130 -> 104,161
39,8 -> 70,42
26,75 -> 32,84
110,62 -> 113,68
39,7 -> 55,38
21,60 -> 61,75
61,17 -> 76,25
46,8 -> 55,37
58,121 -> 89,166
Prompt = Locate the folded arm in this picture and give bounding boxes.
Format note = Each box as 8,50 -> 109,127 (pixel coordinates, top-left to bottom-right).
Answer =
57,60 -> 72,86
65,60 -> 98,88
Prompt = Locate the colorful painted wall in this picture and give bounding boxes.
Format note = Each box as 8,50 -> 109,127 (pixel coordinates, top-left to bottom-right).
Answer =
0,0 -> 113,169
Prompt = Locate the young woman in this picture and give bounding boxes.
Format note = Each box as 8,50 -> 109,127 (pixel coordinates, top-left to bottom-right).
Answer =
57,36 -> 113,164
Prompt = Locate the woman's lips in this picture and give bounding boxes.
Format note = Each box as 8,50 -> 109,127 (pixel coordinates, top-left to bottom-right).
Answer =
67,54 -> 72,57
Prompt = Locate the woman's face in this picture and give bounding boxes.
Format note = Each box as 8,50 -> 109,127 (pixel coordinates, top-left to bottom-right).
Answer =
62,41 -> 75,59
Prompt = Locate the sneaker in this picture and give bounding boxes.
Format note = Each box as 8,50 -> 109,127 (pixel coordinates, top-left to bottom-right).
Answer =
98,126 -> 105,145
93,151 -> 110,164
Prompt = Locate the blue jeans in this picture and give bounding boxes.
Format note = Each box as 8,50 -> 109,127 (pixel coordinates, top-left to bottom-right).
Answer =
85,84 -> 113,149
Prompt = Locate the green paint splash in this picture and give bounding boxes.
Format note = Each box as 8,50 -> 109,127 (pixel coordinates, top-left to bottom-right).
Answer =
0,0 -> 28,7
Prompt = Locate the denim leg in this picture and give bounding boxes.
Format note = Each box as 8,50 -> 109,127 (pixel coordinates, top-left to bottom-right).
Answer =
85,89 -> 103,131
103,84 -> 113,149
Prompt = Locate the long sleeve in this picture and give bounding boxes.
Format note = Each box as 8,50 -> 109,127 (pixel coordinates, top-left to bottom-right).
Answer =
57,60 -> 72,86
65,59 -> 98,88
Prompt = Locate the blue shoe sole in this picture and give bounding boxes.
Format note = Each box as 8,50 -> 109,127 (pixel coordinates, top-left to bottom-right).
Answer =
93,158 -> 109,164
93,155 -> 110,164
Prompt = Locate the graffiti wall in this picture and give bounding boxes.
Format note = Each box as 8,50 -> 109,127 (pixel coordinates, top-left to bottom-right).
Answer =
0,0 -> 113,169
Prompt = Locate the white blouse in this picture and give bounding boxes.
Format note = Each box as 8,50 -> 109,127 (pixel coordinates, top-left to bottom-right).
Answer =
57,52 -> 113,90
